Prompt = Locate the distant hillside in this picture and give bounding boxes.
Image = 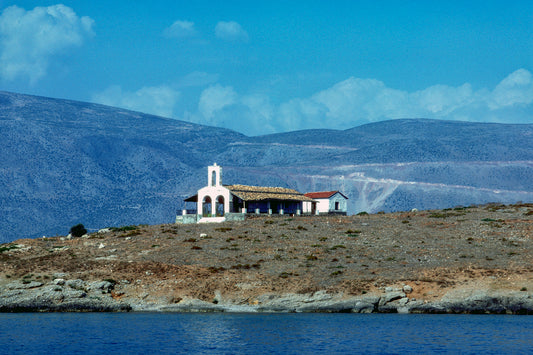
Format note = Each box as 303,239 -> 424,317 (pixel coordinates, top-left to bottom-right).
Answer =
0,91 -> 244,241
1,91 -> 532,242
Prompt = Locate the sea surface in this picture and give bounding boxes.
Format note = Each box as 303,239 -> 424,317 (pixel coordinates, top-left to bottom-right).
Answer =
1,313 -> 531,354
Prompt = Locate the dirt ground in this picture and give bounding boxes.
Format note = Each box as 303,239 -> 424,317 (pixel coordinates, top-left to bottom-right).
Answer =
1,203 -> 532,303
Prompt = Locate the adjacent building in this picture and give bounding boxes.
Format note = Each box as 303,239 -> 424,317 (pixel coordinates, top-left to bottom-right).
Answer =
303,191 -> 348,215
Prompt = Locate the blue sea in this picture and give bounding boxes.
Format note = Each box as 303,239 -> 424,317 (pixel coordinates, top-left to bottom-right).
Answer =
1,313 -> 531,354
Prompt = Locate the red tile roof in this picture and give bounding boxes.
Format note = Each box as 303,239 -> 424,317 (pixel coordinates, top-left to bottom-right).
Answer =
304,191 -> 339,199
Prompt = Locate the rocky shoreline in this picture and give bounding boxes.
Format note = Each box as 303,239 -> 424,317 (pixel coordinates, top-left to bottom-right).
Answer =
1,276 -> 531,314
1,204 -> 531,314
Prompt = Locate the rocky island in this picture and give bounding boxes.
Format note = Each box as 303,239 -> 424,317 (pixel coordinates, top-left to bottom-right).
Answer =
1,203 -> 532,314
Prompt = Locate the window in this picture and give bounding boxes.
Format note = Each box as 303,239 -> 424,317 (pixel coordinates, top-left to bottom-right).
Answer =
211,171 -> 217,186
335,201 -> 340,210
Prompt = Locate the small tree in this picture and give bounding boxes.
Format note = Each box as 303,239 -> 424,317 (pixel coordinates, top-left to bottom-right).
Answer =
70,224 -> 87,238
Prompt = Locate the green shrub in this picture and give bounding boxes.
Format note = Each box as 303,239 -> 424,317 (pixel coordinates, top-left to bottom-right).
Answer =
279,271 -> 298,278
231,264 -> 251,270
0,244 -> 18,253
429,213 -> 448,218
70,224 -> 87,238
481,218 -> 502,222
345,229 -> 361,234
215,227 -> 232,232
124,230 -> 141,237
208,266 -> 226,273
430,211 -> 466,218
110,225 -> 138,232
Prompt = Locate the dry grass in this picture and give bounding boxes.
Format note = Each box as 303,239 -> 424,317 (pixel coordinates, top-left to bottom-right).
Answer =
0,203 -> 531,302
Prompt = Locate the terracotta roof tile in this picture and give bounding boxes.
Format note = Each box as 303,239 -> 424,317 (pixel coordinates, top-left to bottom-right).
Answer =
304,191 -> 337,199
305,191 -> 348,199
226,184 -> 314,202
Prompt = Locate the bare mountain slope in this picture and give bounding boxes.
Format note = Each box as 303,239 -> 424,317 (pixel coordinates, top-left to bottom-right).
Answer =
1,91 -> 532,242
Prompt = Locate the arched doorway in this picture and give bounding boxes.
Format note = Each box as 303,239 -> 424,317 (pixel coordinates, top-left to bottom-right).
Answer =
202,196 -> 212,217
216,196 -> 225,216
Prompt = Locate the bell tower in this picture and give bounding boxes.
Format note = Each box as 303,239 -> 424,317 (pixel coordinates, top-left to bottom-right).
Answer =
208,163 -> 222,187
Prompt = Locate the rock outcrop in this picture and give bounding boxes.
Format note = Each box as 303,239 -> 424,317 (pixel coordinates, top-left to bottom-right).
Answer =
1,277 -> 531,314
0,277 -> 131,312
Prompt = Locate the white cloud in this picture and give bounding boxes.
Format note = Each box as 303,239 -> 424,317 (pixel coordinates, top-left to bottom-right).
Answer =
198,84 -> 238,120
215,21 -> 248,42
195,85 -> 274,134
94,69 -> 533,136
0,4 -> 94,83
280,78 -> 476,129
92,85 -> 181,118
163,20 -> 197,38
489,68 -> 533,109
191,69 -> 533,135
272,69 -> 533,132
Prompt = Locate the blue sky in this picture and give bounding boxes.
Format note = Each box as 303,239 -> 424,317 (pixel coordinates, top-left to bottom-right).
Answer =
0,1 -> 531,135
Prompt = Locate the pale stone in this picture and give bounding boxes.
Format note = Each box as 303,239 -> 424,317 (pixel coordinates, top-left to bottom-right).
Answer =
403,285 -> 413,294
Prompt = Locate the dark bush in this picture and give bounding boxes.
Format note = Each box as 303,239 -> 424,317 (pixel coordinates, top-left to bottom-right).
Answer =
70,224 -> 87,238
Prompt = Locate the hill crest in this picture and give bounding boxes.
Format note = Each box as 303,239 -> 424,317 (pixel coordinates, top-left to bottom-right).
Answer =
1,91 -> 532,241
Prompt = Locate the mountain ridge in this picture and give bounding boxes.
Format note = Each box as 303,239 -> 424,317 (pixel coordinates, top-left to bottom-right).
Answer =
1,91 -> 532,242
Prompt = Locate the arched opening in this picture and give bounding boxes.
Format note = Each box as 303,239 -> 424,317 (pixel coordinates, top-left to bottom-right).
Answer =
202,196 -> 212,217
216,195 -> 225,216
211,171 -> 217,186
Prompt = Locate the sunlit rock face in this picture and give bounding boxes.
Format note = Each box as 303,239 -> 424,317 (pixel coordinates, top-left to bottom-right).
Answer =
1,90 -> 532,241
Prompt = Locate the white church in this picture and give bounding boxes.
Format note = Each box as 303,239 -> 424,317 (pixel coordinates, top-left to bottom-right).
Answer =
177,164 -> 348,223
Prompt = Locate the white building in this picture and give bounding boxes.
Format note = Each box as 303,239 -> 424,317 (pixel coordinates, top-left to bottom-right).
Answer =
303,191 -> 348,215
196,163 -> 230,216
180,164 -> 314,221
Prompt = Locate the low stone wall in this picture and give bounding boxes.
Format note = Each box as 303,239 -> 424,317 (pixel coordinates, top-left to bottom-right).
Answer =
175,214 -> 200,224
225,213 -> 246,222
176,213 -> 245,224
